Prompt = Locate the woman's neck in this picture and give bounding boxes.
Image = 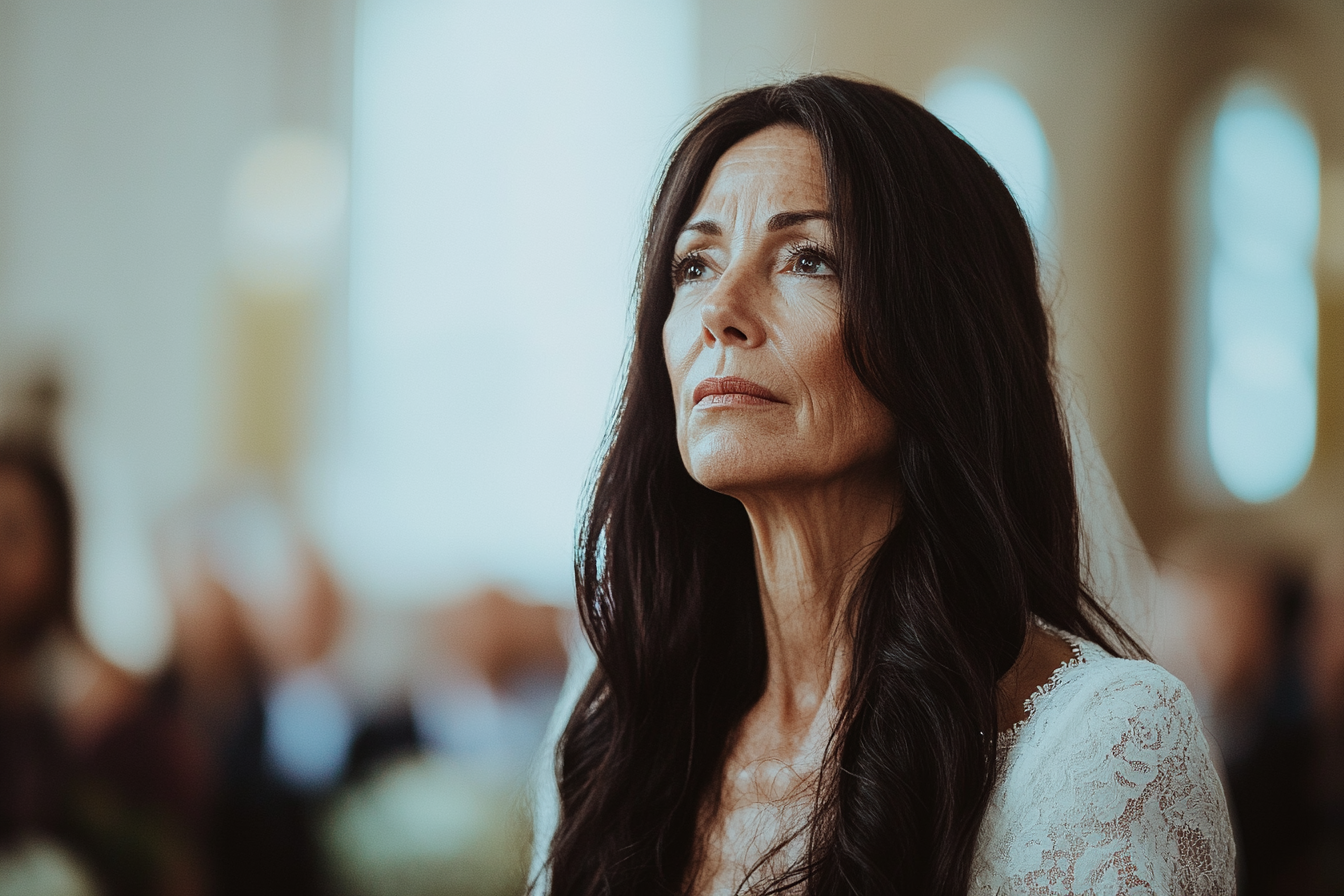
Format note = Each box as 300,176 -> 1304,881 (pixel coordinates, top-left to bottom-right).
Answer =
736,474 -> 899,731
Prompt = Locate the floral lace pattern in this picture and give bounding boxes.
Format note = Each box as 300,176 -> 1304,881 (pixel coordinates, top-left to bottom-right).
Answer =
972,639 -> 1235,895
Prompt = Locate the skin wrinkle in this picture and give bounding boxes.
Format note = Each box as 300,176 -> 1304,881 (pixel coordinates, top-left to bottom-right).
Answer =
662,125 -> 900,894
660,125 -> 1074,896
663,125 -> 899,726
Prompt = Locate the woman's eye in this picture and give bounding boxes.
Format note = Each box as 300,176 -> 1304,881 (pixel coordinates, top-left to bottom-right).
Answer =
674,254 -> 710,284
788,251 -> 832,276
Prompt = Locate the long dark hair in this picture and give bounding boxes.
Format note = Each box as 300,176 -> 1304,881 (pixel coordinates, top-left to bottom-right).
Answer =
547,75 -> 1141,896
0,437 -> 76,655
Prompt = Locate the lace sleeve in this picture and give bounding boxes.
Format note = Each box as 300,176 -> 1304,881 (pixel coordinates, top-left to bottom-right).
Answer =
974,662 -> 1236,895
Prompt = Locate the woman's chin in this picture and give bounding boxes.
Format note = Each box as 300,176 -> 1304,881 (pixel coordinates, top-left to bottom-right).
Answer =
686,441 -> 792,496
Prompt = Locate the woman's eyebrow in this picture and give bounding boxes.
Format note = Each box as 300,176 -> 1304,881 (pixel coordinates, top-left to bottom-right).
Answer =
767,209 -> 830,231
681,219 -> 722,236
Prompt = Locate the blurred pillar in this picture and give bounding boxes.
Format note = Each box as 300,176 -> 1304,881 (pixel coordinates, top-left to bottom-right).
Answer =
228,286 -> 321,478
223,130 -> 347,482
1315,163 -> 1344,477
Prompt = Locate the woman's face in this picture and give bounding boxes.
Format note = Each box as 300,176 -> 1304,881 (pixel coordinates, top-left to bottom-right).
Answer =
662,124 -> 896,497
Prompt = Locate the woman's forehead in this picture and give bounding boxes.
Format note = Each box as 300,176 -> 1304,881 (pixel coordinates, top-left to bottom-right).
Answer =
690,125 -> 828,221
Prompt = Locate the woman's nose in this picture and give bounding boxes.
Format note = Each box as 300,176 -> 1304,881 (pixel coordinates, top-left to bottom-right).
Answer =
699,269 -> 764,348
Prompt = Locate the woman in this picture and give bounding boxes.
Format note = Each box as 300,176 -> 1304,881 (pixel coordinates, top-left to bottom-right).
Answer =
542,75 -> 1233,895
0,436 -> 209,895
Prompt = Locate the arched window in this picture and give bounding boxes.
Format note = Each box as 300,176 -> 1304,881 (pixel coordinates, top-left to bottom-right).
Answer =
925,68 -> 1056,246
1196,80 -> 1319,503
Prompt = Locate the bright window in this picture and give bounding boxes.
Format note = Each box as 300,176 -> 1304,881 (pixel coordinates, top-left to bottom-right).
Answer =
925,69 -> 1056,245
1202,81 -> 1318,503
307,0 -> 694,602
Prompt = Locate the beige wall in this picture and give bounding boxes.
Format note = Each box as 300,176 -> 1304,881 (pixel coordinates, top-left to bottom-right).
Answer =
697,0 -> 1344,557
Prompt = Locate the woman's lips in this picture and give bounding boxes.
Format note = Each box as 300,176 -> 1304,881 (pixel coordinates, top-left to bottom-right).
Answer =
692,376 -> 782,408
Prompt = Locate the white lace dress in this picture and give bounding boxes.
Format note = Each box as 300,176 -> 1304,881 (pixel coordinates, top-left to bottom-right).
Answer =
971,636 -> 1236,895
530,636 -> 1237,894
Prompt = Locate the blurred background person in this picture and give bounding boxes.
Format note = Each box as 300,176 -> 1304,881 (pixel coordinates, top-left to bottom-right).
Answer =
1218,538 -> 1344,895
160,484 -> 572,896
1157,534 -> 1280,764
161,485 -> 345,896
1,384 -> 207,896
1302,541 -> 1344,892
1160,530 -> 1344,895
0,430 -> 97,894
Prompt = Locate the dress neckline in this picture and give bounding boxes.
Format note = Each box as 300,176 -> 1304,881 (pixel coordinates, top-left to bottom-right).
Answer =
998,630 -> 1088,755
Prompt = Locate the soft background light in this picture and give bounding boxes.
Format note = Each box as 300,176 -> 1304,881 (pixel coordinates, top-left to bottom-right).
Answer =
302,0 -> 696,605
924,68 -> 1056,246
1205,82 -> 1319,503
226,129 -> 349,294
69,437 -> 174,673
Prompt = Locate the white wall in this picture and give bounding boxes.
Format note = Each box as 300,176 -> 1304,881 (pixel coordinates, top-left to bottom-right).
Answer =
304,0 -> 696,605
0,0 -> 350,668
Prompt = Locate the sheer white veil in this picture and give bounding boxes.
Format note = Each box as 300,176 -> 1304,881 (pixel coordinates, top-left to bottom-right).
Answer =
1059,372 -> 1160,652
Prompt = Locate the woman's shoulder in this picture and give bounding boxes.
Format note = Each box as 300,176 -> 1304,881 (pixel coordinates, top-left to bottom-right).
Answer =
1007,637 -> 1209,772
977,637 -> 1236,895
1001,633 -> 1196,751
1048,638 -> 1196,726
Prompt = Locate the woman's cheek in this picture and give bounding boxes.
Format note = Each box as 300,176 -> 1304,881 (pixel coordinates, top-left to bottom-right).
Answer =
662,312 -> 698,449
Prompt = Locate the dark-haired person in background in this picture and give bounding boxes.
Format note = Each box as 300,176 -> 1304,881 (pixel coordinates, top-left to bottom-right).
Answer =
0,439 -> 82,875
538,76 -> 1234,895
0,438 -> 206,896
